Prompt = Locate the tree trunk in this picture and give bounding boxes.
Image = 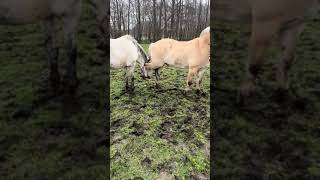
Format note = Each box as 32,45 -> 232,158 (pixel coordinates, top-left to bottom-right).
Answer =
170,0 -> 175,38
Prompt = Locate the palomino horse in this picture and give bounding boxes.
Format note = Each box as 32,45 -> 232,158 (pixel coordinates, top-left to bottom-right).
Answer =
110,35 -> 149,92
144,27 -> 210,93
213,0 -> 320,99
0,0 -> 107,93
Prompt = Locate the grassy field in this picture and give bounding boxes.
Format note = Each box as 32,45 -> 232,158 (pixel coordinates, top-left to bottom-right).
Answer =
212,16 -> 320,179
0,3 -> 108,179
110,44 -> 210,179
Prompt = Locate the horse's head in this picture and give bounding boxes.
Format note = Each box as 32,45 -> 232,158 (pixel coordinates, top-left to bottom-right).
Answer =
143,61 -> 154,79
136,56 -> 150,78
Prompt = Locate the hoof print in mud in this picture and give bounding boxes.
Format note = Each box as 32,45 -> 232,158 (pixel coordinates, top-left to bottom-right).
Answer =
141,157 -> 152,166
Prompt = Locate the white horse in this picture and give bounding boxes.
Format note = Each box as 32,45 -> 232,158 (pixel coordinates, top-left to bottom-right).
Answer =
110,35 -> 149,92
0,0 -> 107,93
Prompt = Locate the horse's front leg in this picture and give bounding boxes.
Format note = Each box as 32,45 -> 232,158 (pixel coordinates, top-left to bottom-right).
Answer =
43,19 -> 60,91
129,65 -> 135,92
185,67 -> 197,94
144,62 -> 164,88
276,23 -> 304,91
239,20 -> 278,98
154,68 -> 160,88
62,6 -> 81,93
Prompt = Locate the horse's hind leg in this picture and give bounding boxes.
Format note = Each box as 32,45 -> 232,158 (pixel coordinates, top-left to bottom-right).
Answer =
124,67 -> 129,91
43,19 -> 60,91
154,68 -> 161,87
129,65 -> 135,92
240,20 -> 279,97
276,23 -> 305,90
62,4 -> 81,92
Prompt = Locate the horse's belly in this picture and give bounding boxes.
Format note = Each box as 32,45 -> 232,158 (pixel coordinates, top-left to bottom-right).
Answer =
164,55 -> 189,69
0,0 -> 50,24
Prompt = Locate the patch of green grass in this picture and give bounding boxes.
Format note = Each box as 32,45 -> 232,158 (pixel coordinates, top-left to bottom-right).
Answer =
111,44 -> 210,178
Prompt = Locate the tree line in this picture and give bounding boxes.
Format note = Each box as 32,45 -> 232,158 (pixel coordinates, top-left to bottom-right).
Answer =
110,0 -> 210,43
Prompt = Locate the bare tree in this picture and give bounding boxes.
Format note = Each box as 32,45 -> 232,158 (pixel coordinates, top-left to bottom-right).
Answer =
110,0 -> 210,42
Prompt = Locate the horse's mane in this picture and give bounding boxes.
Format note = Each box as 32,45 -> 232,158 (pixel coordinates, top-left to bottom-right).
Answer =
122,34 -> 149,64
200,27 -> 210,37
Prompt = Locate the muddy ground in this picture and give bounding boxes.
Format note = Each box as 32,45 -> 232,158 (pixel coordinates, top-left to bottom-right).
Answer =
110,44 -> 210,179
212,16 -> 320,179
0,2 -> 108,179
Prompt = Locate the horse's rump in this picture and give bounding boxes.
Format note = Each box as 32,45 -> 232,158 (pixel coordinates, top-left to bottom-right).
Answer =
110,37 -> 138,68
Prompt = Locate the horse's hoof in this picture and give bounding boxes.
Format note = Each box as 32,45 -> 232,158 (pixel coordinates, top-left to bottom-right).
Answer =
121,88 -> 128,95
129,87 -> 135,93
184,88 -> 190,95
196,89 -> 206,95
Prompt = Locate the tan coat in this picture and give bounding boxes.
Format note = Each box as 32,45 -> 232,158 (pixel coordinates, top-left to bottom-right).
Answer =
145,32 -> 210,91
213,0 -> 319,98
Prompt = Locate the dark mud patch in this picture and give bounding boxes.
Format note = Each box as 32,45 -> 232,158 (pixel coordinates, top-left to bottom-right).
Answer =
130,121 -> 147,136
11,107 -> 31,120
157,120 -> 178,144
160,107 -> 176,116
141,157 -> 152,167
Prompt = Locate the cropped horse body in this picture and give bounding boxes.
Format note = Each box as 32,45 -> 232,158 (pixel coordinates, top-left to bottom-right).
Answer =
110,35 -> 148,92
89,0 -> 108,50
144,31 -> 210,92
0,0 -> 107,93
213,0 -> 319,99
0,0 -> 82,92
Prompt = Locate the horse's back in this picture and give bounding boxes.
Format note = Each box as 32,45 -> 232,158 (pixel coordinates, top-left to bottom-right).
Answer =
110,36 -> 139,68
150,38 -> 206,67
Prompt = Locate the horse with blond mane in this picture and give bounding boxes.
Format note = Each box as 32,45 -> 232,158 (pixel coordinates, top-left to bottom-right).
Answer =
144,27 -> 210,93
